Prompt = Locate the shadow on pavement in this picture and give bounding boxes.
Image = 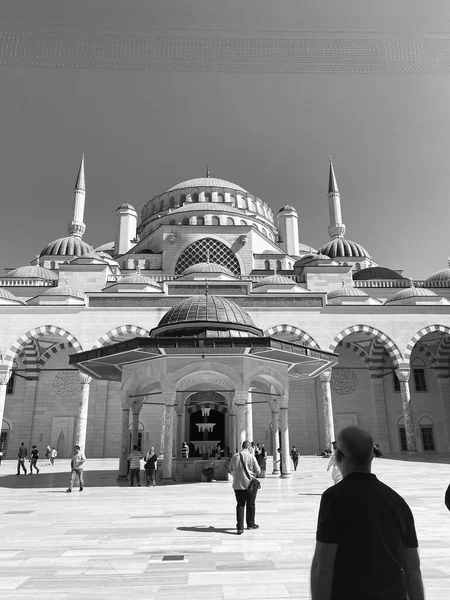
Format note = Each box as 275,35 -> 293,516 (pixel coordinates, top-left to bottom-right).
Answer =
177,525 -> 237,535
0,470 -> 130,489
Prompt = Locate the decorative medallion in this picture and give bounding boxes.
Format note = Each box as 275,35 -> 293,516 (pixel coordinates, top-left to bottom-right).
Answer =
53,371 -> 81,398
331,368 -> 358,395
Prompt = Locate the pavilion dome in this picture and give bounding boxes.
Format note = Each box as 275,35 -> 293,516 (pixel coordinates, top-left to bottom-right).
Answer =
6,264 -> 58,280
182,262 -> 234,276
384,286 -> 438,304
327,283 -> 368,300
318,237 -> 371,259
120,272 -> 161,287
151,295 -> 262,337
0,287 -> 24,303
253,274 -> 295,288
42,282 -> 84,298
426,265 -> 450,285
354,266 -> 405,280
166,178 -> 247,193
40,235 -> 93,257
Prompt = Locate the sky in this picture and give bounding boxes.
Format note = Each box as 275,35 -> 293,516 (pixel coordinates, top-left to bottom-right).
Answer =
1,1 -> 450,278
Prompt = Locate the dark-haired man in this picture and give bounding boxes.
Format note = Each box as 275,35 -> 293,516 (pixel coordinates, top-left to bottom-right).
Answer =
310,426 -> 425,600
229,440 -> 260,534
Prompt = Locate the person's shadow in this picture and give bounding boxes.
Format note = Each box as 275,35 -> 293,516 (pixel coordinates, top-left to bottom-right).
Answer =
177,525 -> 237,535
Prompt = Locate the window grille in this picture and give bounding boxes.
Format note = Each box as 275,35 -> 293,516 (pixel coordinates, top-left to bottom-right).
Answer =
399,427 -> 407,451
421,427 -> 435,451
175,237 -> 240,275
413,368 -> 427,392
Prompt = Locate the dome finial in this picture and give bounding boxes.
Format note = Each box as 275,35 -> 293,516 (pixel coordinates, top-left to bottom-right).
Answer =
205,278 -> 209,296
408,277 -> 415,288
65,280 -> 69,287
205,249 -> 211,264
447,257 -> 450,268
206,164 -> 211,178
342,279 -> 346,287
136,264 -> 141,275
36,255 -> 40,266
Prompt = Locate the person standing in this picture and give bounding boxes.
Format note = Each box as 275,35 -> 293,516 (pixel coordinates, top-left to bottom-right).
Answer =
181,442 -> 189,459
50,447 -> 57,466
277,447 -> 283,475
45,445 -> 51,465
310,426 -> 425,600
228,440 -> 261,534
0,449 -> 3,466
16,442 -> 28,475
326,441 -> 343,485
291,445 -> 300,471
144,446 -> 158,487
66,445 -> 86,492
29,445 -> 40,474
128,444 -> 143,486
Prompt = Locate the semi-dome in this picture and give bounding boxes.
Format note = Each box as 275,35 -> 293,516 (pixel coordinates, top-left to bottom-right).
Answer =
182,262 -> 234,277
40,235 -> 93,257
253,274 -> 295,288
0,287 -> 24,303
151,295 -> 262,337
166,178 -> 247,193
318,237 -> 371,259
385,286 -> 438,304
327,283 -> 368,300
6,264 -> 58,280
354,266 -> 405,280
42,282 -> 84,298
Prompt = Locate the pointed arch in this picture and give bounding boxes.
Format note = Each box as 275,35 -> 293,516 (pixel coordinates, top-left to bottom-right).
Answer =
336,340 -> 371,365
92,325 -> 151,349
264,324 -> 319,349
330,325 -> 403,367
405,325 -> 450,363
174,237 -> 241,275
38,341 -> 74,366
4,326 -> 83,369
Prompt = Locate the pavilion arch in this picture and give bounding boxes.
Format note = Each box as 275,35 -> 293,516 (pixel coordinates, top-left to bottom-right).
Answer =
4,326 -> 83,370
92,325 -> 151,349
404,325 -> 450,363
330,325 -> 403,368
244,365 -> 287,396
173,361 -> 243,392
264,324 -> 320,349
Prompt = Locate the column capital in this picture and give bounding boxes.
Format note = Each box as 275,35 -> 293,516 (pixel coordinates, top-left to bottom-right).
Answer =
162,391 -> 177,406
395,368 -> 410,382
320,369 -> 332,383
79,373 -> 92,385
233,390 -> 248,405
0,369 -> 11,385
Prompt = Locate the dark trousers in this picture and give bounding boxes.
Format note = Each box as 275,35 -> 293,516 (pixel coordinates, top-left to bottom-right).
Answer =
234,488 -> 258,529
130,468 -> 141,486
30,458 -> 39,474
17,458 -> 27,474
145,469 -> 156,486
292,458 -> 298,471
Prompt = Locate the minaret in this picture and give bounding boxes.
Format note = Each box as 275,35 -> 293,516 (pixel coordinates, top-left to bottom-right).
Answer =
114,203 -> 137,256
327,157 -> 346,239
276,205 -> 300,256
67,155 -> 86,238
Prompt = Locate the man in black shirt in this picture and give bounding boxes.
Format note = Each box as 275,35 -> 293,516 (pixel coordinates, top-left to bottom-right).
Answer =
310,426 -> 425,600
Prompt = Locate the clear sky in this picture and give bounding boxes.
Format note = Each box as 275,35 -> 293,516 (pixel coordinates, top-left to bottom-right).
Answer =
1,0 -> 450,278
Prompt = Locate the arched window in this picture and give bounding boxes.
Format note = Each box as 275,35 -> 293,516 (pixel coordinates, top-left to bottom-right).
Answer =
226,218 -> 234,226
204,192 -> 212,202
175,237 -> 241,275
240,220 -> 247,226
256,202 -> 263,215
412,358 -> 427,392
248,199 -> 255,212
169,197 -> 175,208
169,220 -> 176,225
397,416 -> 407,451
211,216 -> 220,226
264,260 -> 270,270
217,194 -> 224,203
197,217 -> 205,226
240,197 -> 248,210
192,193 -> 199,203
159,200 -> 164,212
180,194 -> 186,205
276,260 -> 282,271
182,218 -> 190,225
419,416 -> 436,451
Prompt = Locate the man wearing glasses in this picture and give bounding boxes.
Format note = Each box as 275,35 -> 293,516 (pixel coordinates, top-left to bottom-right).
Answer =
310,426 -> 425,600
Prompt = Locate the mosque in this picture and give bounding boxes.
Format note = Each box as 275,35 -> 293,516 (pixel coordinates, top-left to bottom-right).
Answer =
1,156 -> 450,479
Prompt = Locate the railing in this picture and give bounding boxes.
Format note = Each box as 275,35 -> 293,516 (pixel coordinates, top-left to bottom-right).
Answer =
0,279 -> 56,287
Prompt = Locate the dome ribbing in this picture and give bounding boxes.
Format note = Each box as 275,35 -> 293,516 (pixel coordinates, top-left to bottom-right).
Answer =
319,237 -> 371,259
166,178 -> 247,193
6,265 -> 58,280
40,235 -> 93,257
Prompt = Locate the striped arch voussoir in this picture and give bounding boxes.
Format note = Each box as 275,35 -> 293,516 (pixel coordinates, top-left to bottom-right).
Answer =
4,326 -> 83,370
38,341 -> 74,366
338,341 -> 371,365
264,324 -> 319,348
405,325 -> 450,363
92,325 -> 151,349
331,325 -> 403,367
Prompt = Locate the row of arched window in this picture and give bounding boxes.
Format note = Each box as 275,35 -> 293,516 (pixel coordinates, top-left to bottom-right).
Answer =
144,217 -> 274,241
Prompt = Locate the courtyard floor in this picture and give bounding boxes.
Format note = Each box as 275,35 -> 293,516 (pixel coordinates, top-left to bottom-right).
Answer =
0,455 -> 449,599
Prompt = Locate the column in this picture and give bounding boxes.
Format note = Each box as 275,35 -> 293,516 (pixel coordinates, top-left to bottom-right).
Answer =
279,405 -> 291,478
396,368 -> 418,452
229,410 -> 237,455
160,405 -> 166,456
233,391 -> 247,449
162,392 -> 176,480
245,390 -> 254,442
0,367 -> 11,436
131,404 -> 140,448
176,407 -> 184,459
74,373 -> 91,452
437,369 -> 450,451
370,374 -> 391,451
118,407 -> 130,478
320,370 -> 335,451
271,407 -> 280,474
199,191 -> 206,203
212,191 -> 218,203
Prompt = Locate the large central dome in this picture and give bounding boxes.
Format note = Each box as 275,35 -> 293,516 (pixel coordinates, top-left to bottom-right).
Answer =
151,295 -> 262,338
166,178 -> 248,193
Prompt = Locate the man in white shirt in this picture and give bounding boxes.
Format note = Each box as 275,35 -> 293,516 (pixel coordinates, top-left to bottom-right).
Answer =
229,440 -> 261,534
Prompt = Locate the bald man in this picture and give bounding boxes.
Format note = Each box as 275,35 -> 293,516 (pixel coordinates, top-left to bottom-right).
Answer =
310,426 -> 425,600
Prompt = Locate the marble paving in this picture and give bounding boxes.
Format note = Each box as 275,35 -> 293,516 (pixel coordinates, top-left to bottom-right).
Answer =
0,455 -> 450,599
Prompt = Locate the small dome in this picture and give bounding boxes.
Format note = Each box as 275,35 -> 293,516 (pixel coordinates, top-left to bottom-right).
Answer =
152,295 -> 261,337
6,264 -> 58,280
182,262 -> 234,276
42,282 -> 84,298
426,266 -> 450,285
294,253 -> 331,266
0,287 -> 23,303
354,266 -> 405,280
253,274 -> 295,288
327,284 -> 368,300
40,235 -> 93,257
319,237 -> 371,259
278,205 -> 296,212
166,178 -> 247,193
384,286 -> 438,304
121,272 -> 161,286
118,203 -> 136,210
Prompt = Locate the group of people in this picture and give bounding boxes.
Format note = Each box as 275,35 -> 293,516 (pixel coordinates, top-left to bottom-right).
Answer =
15,442 -> 58,475
127,445 -> 158,487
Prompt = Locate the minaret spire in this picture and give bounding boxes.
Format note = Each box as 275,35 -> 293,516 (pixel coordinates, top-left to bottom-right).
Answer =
206,164 -> 211,178
68,154 -> 86,238
327,156 -> 346,239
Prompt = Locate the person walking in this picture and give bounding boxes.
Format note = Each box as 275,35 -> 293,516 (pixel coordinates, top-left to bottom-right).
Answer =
16,442 -> 28,475
45,445 -> 51,465
181,442 -> 189,458
228,440 -> 261,534
0,449 -> 3,466
29,445 -> 40,474
326,441 -> 343,485
291,445 -> 300,471
311,426 -> 425,600
66,445 -> 86,492
144,446 -> 157,487
50,447 -> 57,466
128,444 -> 143,486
